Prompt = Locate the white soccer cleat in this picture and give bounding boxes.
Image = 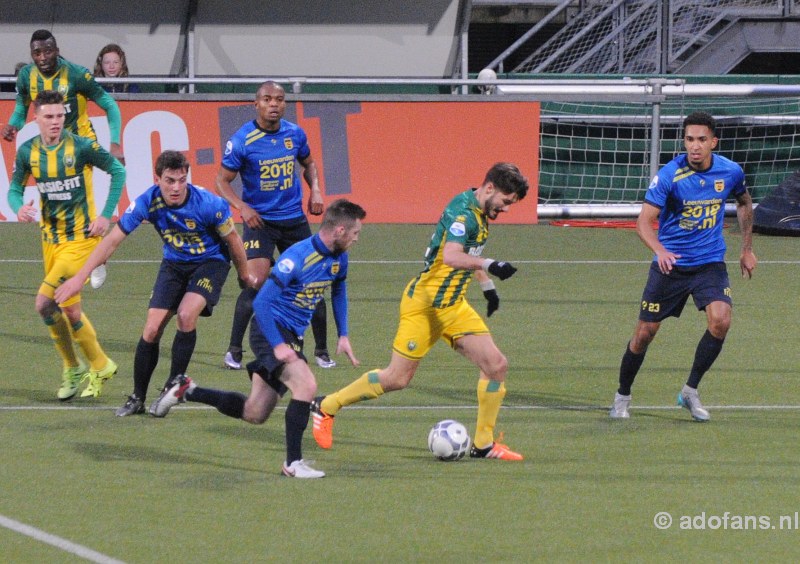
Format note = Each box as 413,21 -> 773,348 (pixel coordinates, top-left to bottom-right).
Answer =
149,375 -> 195,418
677,386 -> 710,422
282,459 -> 325,479
609,392 -> 631,419
224,349 -> 242,370
90,264 -> 107,289
314,351 -> 336,369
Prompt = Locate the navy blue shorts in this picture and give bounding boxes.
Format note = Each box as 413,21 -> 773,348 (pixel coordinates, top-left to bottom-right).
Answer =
149,260 -> 230,317
245,318 -> 302,396
638,261 -> 732,322
242,217 -> 312,262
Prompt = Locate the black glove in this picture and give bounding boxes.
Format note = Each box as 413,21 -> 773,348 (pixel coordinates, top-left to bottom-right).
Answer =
487,261 -> 517,280
483,289 -> 500,317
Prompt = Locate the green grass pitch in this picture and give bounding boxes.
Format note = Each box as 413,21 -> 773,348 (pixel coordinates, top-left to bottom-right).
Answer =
1,221 -> 799,562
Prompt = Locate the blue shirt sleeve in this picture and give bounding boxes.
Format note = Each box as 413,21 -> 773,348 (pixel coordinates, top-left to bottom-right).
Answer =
643,171 -> 670,208
296,127 -> 311,161
117,191 -> 150,235
330,279 -> 348,337
253,277 -> 286,348
221,134 -> 244,172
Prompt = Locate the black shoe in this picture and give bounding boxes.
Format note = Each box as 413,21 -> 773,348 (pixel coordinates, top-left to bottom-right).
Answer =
115,395 -> 145,417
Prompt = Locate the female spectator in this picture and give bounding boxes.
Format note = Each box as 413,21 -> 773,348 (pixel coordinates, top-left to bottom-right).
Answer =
94,44 -> 140,93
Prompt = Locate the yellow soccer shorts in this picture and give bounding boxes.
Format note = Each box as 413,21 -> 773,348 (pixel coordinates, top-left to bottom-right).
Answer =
40,237 -> 100,307
392,289 -> 490,361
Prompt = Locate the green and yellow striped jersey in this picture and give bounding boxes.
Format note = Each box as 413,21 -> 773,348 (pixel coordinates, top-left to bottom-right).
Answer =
11,131 -> 123,244
407,189 -> 489,308
9,57 -> 118,142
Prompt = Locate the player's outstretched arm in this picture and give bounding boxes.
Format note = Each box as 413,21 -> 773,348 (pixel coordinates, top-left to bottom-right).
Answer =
336,336 -> 359,367
475,270 -> 500,316
54,226 -> 127,303
441,241 -> 517,280
736,191 -> 756,278
222,229 -> 256,288
300,155 -> 323,216
637,202 -> 679,274
1,123 -> 18,142
216,167 -> 262,229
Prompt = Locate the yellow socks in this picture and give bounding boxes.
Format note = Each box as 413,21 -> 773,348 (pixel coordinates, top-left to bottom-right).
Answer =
69,313 -> 108,371
44,310 -> 79,368
475,379 -> 506,449
321,370 -> 385,415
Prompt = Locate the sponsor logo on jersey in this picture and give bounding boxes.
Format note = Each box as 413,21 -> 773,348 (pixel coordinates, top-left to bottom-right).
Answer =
277,258 -> 295,274
714,179 -> 725,192
36,175 -> 81,193
449,221 -> 466,237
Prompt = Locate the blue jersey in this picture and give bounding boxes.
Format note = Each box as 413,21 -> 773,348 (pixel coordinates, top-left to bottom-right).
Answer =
118,183 -> 236,263
221,118 -> 311,221
253,234 -> 349,347
644,153 -> 746,266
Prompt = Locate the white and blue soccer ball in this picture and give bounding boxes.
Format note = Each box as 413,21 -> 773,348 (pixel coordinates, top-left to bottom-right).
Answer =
428,419 -> 471,461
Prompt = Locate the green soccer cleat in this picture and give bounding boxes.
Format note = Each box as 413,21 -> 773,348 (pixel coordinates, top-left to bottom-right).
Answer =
81,358 -> 118,398
58,362 -> 89,401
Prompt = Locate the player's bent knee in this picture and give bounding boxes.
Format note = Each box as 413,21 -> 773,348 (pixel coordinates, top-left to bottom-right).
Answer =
485,354 -> 508,380
382,370 -> 414,391
242,412 -> 269,425
285,376 -> 317,402
708,320 -> 730,338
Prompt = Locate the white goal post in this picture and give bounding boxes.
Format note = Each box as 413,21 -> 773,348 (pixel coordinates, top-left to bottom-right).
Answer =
495,79 -> 800,218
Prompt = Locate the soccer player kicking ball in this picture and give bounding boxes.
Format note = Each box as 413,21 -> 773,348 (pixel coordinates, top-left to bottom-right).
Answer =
312,162 -> 529,460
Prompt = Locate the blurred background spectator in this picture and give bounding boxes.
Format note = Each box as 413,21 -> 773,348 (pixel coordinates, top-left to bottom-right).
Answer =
94,44 -> 139,93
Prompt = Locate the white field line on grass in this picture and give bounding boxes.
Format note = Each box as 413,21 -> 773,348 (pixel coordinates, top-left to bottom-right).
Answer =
3,259 -> 800,265
2,404 -> 800,411
0,514 -> 126,564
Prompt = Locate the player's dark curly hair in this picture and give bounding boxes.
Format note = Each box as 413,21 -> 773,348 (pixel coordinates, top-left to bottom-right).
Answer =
32,90 -> 64,109
155,150 -> 190,175
683,111 -> 716,136
30,29 -> 56,46
484,162 -> 529,200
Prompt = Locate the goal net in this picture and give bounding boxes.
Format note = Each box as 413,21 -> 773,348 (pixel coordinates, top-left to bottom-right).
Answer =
538,95 -> 800,214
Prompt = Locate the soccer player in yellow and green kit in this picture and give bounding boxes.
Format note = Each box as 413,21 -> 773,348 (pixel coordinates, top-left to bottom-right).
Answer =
2,29 -> 124,162
8,90 -> 126,400
3,29 -> 126,289
312,163 -> 529,460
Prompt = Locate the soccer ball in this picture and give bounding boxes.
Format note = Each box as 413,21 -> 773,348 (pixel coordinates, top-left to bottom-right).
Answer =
428,419 -> 471,461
